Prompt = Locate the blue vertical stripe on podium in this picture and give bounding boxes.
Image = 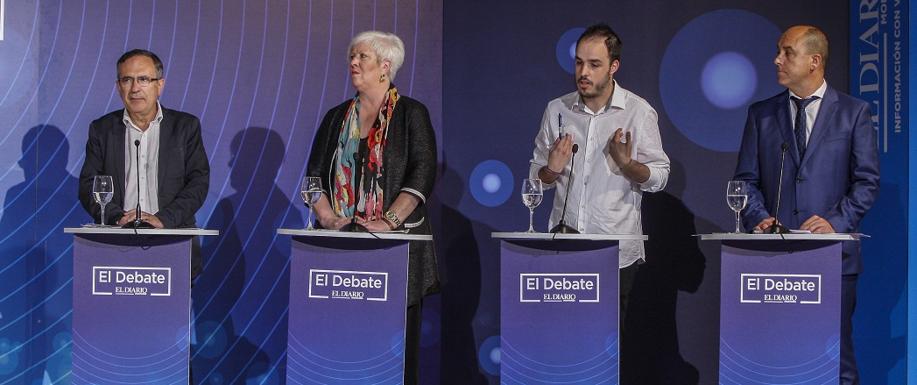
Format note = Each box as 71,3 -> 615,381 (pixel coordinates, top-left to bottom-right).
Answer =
500,240 -> 619,385
719,241 -> 842,384
287,237 -> 409,385
71,235 -> 191,385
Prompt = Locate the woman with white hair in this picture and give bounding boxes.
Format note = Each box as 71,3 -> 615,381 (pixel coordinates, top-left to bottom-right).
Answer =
305,31 -> 438,384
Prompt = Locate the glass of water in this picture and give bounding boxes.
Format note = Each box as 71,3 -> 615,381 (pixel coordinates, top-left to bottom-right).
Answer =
92,175 -> 114,226
521,178 -> 543,233
301,176 -> 323,230
726,180 -> 748,233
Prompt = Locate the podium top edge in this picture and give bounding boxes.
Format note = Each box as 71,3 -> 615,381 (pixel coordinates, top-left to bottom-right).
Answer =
64,227 -> 219,236
491,232 -> 647,241
276,228 -> 432,241
698,233 -> 861,241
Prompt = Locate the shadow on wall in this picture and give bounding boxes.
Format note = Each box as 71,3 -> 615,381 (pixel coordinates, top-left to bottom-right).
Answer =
624,159 -> 704,385
433,161 -> 491,385
0,125 -> 87,384
192,127 -> 302,384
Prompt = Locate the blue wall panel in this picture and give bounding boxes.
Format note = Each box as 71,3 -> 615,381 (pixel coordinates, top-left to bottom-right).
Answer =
850,0 -> 908,383
0,1 -> 442,384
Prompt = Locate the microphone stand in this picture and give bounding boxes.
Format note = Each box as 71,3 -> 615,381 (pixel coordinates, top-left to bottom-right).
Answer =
767,142 -> 790,234
123,139 -> 154,229
550,144 -> 580,234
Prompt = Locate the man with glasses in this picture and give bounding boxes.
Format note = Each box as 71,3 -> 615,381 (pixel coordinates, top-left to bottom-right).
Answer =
78,49 -> 210,277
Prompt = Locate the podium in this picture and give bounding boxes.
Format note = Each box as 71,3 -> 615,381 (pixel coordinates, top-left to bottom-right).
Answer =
700,233 -> 859,384
492,232 -> 646,385
276,229 -> 431,384
64,227 -> 217,385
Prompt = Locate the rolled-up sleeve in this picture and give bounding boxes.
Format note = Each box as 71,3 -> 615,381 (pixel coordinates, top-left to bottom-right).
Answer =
529,106 -> 557,189
635,108 -> 670,192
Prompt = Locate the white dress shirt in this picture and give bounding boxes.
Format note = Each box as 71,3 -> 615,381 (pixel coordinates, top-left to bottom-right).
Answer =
788,80 -> 828,145
529,82 -> 670,267
123,102 -> 162,216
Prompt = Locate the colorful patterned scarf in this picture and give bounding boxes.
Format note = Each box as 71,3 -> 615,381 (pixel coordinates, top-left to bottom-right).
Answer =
331,87 -> 399,220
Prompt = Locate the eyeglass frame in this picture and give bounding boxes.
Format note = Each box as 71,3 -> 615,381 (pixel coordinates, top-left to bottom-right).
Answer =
116,76 -> 162,87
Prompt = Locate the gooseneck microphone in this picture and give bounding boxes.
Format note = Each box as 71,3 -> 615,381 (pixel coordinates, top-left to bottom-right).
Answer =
122,139 -> 154,229
550,143 -> 580,234
767,142 -> 790,234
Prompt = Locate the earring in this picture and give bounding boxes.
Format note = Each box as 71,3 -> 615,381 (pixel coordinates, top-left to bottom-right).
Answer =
379,74 -> 386,83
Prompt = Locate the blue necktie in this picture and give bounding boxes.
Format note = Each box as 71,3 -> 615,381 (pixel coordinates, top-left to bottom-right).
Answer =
791,96 -> 819,158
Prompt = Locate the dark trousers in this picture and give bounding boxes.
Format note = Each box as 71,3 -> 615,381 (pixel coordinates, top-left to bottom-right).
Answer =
404,303 -> 422,385
841,275 -> 859,385
619,262 -> 640,330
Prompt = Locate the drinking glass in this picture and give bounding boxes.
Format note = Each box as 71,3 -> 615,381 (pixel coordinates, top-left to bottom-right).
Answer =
301,177 -> 323,230
92,175 -> 114,226
521,178 -> 543,233
726,180 -> 748,233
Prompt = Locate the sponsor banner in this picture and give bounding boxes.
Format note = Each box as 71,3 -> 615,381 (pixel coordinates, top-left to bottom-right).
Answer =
851,1 -> 908,384
308,269 -> 388,301
520,273 -> 600,303
288,237 -> 409,384
740,273 -> 821,304
500,240 -> 619,385
850,0 -> 908,155
72,235 -> 191,384
92,266 -> 171,296
720,242 -> 842,384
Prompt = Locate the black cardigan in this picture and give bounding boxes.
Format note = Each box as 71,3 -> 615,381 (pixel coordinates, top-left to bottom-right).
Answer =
306,94 -> 440,305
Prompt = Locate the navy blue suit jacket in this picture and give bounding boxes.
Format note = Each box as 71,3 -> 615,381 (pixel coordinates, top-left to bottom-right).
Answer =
734,85 -> 879,274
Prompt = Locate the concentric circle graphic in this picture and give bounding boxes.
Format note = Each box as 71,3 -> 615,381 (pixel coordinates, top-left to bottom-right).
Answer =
659,9 -> 782,152
477,335 -> 501,376
701,51 -> 757,109
469,160 -> 514,207
555,27 -> 585,74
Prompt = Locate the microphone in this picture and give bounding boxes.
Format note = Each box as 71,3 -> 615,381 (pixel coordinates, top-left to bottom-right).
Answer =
767,142 -> 790,234
550,143 -> 580,234
122,139 -> 154,229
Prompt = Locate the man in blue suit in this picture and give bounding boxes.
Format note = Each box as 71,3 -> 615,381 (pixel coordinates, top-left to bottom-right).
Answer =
734,25 -> 880,384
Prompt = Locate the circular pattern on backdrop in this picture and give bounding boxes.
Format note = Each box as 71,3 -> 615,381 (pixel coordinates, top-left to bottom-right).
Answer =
701,52 -> 757,109
659,9 -> 783,152
555,27 -> 586,74
389,332 -> 406,355
0,338 -> 20,375
470,160 -> 514,207
477,335 -> 501,376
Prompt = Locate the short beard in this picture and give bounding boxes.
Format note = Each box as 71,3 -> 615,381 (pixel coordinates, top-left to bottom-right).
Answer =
577,75 -> 611,100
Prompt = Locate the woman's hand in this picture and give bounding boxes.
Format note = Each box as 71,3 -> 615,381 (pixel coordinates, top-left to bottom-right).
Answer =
319,215 -> 352,230
357,217 -> 394,232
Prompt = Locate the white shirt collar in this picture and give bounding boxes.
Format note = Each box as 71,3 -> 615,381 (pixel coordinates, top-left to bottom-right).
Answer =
789,80 -> 827,100
573,79 -> 626,115
122,101 -> 164,131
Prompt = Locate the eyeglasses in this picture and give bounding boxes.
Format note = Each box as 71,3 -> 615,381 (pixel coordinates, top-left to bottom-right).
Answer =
117,76 -> 161,87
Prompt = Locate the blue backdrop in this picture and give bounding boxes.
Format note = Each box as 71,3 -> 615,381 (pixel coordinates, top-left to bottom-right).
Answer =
441,1 -> 902,385
0,0 -> 908,384
0,1 -> 442,384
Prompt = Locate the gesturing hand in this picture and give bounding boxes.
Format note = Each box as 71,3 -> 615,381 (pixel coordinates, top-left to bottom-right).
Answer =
608,128 -> 633,169
547,133 -> 575,174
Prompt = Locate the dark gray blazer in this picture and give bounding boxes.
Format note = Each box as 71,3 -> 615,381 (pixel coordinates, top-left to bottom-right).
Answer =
307,94 -> 440,306
78,107 -> 210,274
